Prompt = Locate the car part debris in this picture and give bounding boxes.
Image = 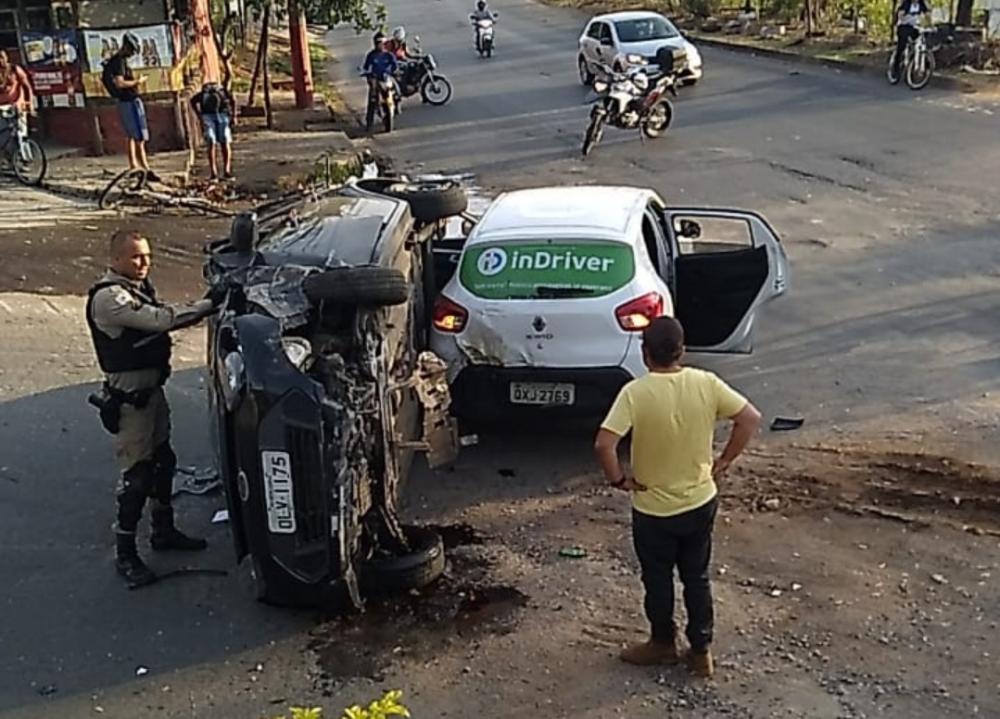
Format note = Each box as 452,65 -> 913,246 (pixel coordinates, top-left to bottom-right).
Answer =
770,416 -> 805,431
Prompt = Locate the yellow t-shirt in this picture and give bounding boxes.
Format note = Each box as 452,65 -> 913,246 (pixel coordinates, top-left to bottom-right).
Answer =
601,367 -> 748,518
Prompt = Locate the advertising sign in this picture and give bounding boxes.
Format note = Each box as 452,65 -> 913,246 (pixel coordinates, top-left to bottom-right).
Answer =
81,24 -> 179,98
21,29 -> 85,106
460,242 -> 636,299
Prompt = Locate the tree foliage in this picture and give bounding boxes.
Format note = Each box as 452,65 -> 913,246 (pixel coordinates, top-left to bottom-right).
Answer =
244,0 -> 385,30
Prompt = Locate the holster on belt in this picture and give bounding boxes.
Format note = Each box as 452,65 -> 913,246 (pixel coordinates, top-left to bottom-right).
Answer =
87,383 -> 156,435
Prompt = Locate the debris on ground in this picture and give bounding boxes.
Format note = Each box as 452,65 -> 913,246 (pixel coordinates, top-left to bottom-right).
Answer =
770,416 -> 805,431
558,547 -> 587,559
172,467 -> 222,497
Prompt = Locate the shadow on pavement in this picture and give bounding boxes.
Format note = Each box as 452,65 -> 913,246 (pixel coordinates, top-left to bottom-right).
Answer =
0,368 -> 313,713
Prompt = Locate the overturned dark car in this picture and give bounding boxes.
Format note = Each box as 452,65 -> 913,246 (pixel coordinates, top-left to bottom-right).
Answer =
203,177 -> 469,608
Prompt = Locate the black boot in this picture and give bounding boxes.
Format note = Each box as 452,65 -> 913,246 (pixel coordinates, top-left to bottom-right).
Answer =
115,533 -> 157,587
150,506 -> 208,551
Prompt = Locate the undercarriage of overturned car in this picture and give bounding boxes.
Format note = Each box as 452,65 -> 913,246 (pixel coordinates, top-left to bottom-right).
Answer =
203,176 -> 470,609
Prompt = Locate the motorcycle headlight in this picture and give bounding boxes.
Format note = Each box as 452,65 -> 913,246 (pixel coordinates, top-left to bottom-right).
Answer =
625,54 -> 647,65
593,80 -> 609,93
282,337 -> 313,371
219,351 -> 245,411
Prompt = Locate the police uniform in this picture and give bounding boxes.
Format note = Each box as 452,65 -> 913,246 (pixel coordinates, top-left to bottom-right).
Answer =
86,269 -> 215,585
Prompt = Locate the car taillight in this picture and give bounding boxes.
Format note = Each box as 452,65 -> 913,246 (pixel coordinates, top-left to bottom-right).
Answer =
433,296 -> 468,333
615,292 -> 663,331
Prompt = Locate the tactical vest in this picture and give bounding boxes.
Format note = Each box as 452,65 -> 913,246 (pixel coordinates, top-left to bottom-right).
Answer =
85,277 -> 172,374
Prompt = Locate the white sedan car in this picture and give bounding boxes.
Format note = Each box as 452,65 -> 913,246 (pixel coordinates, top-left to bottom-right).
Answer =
430,186 -> 788,418
578,10 -> 703,85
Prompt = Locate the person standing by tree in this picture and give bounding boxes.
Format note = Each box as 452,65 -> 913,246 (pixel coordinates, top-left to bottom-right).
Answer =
594,317 -> 762,678
102,33 -> 160,181
190,81 -> 236,180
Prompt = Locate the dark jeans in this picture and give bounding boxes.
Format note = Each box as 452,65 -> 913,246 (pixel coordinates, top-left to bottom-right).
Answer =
632,497 -> 718,651
893,25 -> 918,77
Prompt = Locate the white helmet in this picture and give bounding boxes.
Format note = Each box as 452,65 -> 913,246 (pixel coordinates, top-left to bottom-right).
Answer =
392,26 -> 406,41
632,72 -> 649,91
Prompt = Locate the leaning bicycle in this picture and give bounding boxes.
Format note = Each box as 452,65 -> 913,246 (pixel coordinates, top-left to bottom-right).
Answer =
99,169 -> 234,216
888,26 -> 937,90
0,105 -> 47,186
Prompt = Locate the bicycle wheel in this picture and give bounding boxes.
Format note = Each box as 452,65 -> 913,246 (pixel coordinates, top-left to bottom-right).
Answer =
12,138 -> 47,186
906,49 -> 935,90
99,169 -> 148,211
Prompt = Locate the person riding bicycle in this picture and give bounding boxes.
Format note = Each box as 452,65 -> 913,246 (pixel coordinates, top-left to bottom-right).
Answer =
891,0 -> 930,82
0,50 -> 36,139
385,26 -> 410,60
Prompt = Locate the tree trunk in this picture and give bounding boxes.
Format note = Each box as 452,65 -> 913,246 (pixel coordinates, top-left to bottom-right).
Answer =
955,0 -> 973,26
288,0 -> 315,109
805,0 -> 814,35
247,4 -> 269,108
262,10 -> 273,130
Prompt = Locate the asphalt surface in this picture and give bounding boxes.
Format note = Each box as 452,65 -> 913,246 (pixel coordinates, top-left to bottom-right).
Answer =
2,0 -> 999,714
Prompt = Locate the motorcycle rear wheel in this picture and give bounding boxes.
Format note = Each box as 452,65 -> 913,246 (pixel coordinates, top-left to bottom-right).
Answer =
640,101 -> 672,139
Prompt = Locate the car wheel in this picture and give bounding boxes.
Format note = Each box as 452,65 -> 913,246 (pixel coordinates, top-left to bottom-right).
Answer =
578,55 -> 594,85
360,525 -> 445,596
302,266 -> 410,307
386,181 -> 469,224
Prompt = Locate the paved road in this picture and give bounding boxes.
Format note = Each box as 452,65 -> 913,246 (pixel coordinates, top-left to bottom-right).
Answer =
1,0 -> 999,715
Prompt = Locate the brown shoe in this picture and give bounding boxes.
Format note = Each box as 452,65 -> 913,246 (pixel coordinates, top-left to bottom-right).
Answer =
687,648 -> 714,678
619,639 -> 680,666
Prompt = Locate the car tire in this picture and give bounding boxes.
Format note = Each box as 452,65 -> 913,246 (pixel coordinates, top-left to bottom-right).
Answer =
354,178 -> 468,225
302,266 -> 410,307
578,55 -> 594,85
386,181 -> 469,224
360,525 -> 445,596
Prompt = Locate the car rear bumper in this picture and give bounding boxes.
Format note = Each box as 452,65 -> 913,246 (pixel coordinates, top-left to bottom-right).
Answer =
451,365 -> 634,419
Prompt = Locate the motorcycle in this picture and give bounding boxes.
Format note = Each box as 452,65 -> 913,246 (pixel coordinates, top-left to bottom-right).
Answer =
395,36 -> 454,106
471,16 -> 496,57
581,63 -> 677,157
363,72 -> 398,133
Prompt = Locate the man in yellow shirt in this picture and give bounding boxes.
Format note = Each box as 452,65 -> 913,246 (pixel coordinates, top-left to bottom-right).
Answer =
594,317 -> 761,677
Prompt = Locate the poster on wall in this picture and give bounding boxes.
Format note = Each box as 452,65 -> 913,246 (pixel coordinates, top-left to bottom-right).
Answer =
82,24 -> 175,73
21,29 -> 85,107
81,24 -> 179,98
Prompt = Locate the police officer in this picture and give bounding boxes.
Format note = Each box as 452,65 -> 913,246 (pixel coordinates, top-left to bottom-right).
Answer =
86,230 -> 221,586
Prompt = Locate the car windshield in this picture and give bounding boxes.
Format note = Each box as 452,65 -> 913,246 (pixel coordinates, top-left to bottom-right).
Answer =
459,240 -> 636,300
614,17 -> 679,43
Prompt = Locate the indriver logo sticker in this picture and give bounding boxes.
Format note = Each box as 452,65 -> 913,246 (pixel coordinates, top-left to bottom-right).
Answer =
477,247 -> 508,276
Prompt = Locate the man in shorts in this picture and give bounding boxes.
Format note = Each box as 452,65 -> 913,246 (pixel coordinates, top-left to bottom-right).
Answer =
102,33 -> 159,181
190,82 -> 236,179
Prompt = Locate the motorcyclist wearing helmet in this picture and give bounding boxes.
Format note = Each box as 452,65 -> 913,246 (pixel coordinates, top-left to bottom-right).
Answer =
385,26 -> 410,60
470,0 -> 496,21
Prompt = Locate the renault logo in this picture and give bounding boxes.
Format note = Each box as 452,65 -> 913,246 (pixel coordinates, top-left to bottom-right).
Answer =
532,316 -> 547,332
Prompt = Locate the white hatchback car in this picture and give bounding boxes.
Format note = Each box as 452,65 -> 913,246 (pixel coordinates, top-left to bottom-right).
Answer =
578,11 -> 703,85
430,186 -> 788,417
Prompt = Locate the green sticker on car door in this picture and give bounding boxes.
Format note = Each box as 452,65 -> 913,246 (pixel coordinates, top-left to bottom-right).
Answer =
459,241 -> 635,299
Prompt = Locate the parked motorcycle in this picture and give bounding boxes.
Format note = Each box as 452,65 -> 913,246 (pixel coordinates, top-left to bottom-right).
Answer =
471,16 -> 496,57
363,72 -> 398,133
581,63 -> 677,157
395,36 -> 454,106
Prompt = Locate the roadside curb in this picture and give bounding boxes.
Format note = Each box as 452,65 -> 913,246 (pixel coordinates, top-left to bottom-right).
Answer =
690,34 -> 977,93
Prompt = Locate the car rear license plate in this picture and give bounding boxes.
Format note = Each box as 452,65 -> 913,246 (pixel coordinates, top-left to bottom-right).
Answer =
509,382 -> 575,406
262,450 -> 296,534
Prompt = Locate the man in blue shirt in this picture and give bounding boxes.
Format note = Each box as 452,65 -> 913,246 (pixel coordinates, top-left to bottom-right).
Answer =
362,32 -> 399,82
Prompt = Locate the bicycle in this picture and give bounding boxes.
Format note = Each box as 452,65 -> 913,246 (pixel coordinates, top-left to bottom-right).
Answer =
99,169 -> 234,216
888,26 -> 937,90
0,105 -> 47,186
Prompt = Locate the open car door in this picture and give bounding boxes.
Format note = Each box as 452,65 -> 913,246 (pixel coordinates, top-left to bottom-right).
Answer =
663,208 -> 788,353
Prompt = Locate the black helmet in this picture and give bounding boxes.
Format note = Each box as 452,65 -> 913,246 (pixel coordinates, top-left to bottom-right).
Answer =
477,0 -> 487,9
122,32 -> 140,56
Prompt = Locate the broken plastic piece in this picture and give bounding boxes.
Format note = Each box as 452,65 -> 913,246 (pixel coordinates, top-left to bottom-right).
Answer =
770,416 -> 805,431
212,509 -> 230,524
559,546 -> 587,559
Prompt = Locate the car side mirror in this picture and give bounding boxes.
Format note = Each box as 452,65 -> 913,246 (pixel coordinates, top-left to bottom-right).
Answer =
230,211 -> 259,254
677,219 -> 702,239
